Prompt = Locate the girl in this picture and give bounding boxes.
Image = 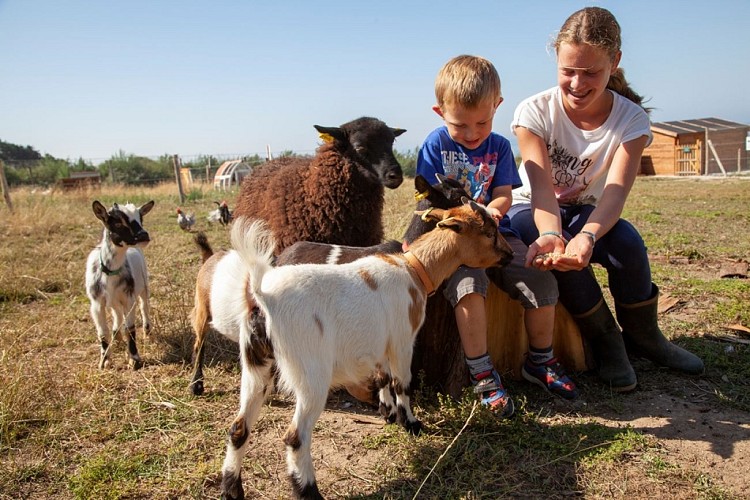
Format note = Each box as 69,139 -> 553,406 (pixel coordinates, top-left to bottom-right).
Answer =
508,7 -> 703,392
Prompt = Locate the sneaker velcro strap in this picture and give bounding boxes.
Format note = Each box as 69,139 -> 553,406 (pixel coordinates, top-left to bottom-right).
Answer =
473,376 -> 502,394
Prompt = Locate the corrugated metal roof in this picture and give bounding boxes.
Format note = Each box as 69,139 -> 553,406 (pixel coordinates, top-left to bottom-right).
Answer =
652,117 -> 749,136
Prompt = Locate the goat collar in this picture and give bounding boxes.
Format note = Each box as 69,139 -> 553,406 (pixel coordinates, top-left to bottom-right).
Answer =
403,251 -> 435,296
99,250 -> 123,276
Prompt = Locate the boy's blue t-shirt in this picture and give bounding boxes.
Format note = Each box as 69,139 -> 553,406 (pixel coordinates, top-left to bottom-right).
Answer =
416,126 -> 521,237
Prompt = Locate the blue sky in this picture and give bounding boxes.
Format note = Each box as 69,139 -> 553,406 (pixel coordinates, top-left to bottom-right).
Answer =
1,1 -> 748,163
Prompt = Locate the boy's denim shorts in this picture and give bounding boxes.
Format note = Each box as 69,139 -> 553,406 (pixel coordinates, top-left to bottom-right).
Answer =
443,235 -> 559,309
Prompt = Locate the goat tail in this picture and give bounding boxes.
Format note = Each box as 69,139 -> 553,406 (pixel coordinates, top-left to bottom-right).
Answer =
230,217 -> 276,303
193,232 -> 213,263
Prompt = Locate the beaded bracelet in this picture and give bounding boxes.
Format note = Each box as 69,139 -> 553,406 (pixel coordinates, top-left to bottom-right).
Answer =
540,230 -> 565,241
579,230 -> 597,244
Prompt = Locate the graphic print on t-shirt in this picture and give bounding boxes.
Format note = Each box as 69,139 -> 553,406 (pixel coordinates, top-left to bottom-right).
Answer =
548,139 -> 592,189
441,150 -> 498,204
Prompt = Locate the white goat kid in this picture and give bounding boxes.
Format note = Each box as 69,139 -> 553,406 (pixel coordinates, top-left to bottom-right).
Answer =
85,200 -> 155,370
219,200 -> 514,500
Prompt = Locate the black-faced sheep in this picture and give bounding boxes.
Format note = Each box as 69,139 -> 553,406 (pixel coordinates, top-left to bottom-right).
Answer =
232,117 -> 405,253
219,203 -> 514,500
85,200 -> 155,369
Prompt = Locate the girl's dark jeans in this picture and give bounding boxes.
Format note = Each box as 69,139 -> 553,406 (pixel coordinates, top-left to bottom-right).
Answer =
508,203 -> 653,315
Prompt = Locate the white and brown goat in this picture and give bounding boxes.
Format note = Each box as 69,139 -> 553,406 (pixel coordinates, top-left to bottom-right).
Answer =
188,235 -> 400,396
188,174 -> 466,397
85,200 -> 155,369
219,201 -> 513,500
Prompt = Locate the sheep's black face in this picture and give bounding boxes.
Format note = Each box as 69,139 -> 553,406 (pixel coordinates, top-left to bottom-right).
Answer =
335,117 -> 406,190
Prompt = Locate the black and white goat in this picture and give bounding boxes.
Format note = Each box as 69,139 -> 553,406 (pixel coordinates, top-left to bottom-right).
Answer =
85,200 -> 155,369
218,201 -> 514,500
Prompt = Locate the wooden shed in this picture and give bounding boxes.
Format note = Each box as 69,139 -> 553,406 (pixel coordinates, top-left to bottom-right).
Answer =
59,171 -> 101,190
640,118 -> 749,176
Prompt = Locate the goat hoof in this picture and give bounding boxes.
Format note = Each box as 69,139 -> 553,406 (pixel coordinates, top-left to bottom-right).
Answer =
190,381 -> 204,396
99,358 -> 111,369
405,420 -> 423,436
378,403 -> 396,423
220,473 -> 244,500
129,357 -> 143,370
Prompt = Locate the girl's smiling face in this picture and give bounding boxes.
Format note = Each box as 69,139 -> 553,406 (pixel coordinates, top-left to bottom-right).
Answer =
557,42 -> 620,117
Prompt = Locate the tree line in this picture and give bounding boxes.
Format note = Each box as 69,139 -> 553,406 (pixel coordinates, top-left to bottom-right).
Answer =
0,139 -> 419,187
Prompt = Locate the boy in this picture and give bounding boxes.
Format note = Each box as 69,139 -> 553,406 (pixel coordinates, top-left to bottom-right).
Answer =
417,55 -> 578,417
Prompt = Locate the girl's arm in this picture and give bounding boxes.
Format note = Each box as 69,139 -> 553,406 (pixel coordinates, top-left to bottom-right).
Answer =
554,134 -> 650,271
514,126 -> 567,266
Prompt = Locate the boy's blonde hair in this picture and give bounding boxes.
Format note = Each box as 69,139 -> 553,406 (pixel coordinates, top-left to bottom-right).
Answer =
434,55 -> 502,108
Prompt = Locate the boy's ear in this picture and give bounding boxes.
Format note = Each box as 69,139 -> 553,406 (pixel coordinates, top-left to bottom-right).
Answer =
496,97 -> 503,108
432,105 -> 444,118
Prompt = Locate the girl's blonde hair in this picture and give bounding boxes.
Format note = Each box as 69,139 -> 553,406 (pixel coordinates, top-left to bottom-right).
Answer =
555,7 -> 648,110
434,55 -> 501,108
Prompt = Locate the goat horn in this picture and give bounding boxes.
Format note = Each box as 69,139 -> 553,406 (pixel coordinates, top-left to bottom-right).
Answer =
437,216 -> 456,226
419,207 -> 435,221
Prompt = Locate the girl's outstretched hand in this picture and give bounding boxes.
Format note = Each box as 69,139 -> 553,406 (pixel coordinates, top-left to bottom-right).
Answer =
525,233 -> 567,270
527,232 -> 594,271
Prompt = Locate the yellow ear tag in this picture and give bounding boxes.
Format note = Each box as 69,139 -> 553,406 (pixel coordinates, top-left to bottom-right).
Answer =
420,207 -> 435,221
319,133 -> 334,143
414,190 -> 429,201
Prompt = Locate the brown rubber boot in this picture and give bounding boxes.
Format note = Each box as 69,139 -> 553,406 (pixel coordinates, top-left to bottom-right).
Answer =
573,299 -> 637,392
615,284 -> 704,375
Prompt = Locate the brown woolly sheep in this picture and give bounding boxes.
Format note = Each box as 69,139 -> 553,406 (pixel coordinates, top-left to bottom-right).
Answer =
232,116 -> 405,253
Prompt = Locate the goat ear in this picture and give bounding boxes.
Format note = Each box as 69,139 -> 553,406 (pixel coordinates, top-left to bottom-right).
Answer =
139,200 -> 155,218
462,196 -> 486,211
92,201 -> 109,223
313,125 -> 346,144
391,127 -> 407,137
413,175 -> 432,199
436,216 -> 464,233
467,199 -> 491,218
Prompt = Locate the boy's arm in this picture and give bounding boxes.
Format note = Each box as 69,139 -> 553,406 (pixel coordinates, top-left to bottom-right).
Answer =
487,185 -> 511,222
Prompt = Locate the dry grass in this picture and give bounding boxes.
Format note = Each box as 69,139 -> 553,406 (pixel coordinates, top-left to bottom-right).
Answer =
1,177 -> 748,499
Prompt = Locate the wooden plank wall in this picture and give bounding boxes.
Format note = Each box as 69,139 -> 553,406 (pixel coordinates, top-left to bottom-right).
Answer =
641,133 -> 676,175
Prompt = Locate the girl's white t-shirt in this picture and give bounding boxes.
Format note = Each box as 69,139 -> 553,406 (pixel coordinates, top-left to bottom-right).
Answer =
511,86 -> 652,206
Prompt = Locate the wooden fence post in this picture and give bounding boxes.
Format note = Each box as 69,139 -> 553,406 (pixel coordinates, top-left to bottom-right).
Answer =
0,160 -> 13,213
707,139 -> 727,177
173,154 -> 186,204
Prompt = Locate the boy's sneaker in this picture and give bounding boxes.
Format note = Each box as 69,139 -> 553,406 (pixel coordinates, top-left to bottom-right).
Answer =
522,357 -> 579,400
472,368 -> 515,418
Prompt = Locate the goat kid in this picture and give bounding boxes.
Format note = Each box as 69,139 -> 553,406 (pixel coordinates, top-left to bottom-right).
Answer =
85,200 -> 155,369
189,234 -> 401,396
188,175 -> 462,397
219,201 -> 513,500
